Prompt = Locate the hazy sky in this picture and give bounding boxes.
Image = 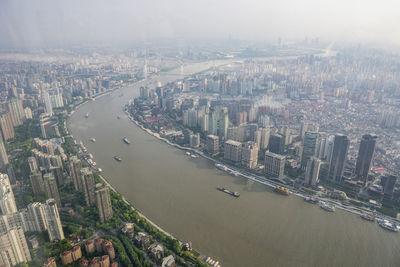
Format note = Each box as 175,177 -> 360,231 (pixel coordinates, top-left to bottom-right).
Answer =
0,0 -> 399,48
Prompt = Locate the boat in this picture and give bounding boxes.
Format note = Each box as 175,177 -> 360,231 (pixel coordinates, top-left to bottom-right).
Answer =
190,154 -> 197,158
114,156 -> 122,162
217,187 -> 240,197
185,152 -> 191,156
85,113 -> 89,118
89,138 -> 96,143
274,186 -> 291,196
360,213 -> 375,222
229,170 -> 240,177
377,219 -> 399,232
97,168 -> 102,172
215,163 -> 228,171
122,137 -> 131,144
319,201 -> 335,212
304,196 -> 319,204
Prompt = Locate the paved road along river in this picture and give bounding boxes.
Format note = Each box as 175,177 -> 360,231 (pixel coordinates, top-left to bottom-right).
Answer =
68,61 -> 400,267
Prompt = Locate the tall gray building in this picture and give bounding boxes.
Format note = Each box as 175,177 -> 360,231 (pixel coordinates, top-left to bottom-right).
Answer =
328,134 -> 349,182
81,168 -> 95,206
304,157 -> 321,187
355,134 -> 377,184
301,132 -> 319,169
95,185 -> 113,223
42,199 -> 64,242
69,156 -> 82,191
264,151 -> 285,178
30,170 -> 44,196
43,172 -> 61,208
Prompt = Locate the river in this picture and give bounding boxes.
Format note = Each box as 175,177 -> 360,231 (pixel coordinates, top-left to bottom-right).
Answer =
67,61 -> 400,267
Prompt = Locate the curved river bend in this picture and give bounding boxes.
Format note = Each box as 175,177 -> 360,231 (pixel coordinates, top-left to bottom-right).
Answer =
68,62 -> 400,267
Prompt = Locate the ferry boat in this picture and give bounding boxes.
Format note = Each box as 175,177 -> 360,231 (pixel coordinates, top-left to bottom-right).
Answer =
217,187 -> 240,197
89,137 -> 96,143
377,219 -> 399,232
215,163 -> 228,171
85,113 -> 89,118
304,196 -> 319,204
274,186 -> 291,196
360,213 -> 375,222
319,201 -> 335,212
122,137 -> 131,144
114,156 -> 122,162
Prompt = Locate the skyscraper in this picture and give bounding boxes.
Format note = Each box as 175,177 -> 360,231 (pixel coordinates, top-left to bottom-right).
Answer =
42,199 -> 64,242
69,156 -> 82,191
95,185 -> 113,223
81,168 -> 95,206
42,91 -> 53,116
355,134 -> 377,184
269,134 -> 285,155
30,170 -> 44,196
0,227 -> 31,266
0,138 -> 8,169
304,157 -> 321,187
260,128 -> 270,150
301,132 -> 319,169
264,151 -> 285,178
43,172 -> 61,208
328,134 -> 349,182
0,173 -> 17,215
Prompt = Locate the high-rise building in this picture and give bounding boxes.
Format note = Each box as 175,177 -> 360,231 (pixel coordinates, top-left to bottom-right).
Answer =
42,199 -> 64,242
69,156 -> 82,191
304,157 -> 321,187
264,151 -> 285,178
269,134 -> 285,155
260,128 -> 270,150
30,171 -> 44,196
241,142 -> 258,168
25,202 -> 47,232
0,138 -> 8,169
206,135 -> 219,155
301,132 -> 319,169
0,173 -> 17,215
0,227 -> 31,266
189,133 -> 200,148
27,156 -> 38,172
0,112 -> 15,141
95,185 -> 113,223
328,134 -> 349,182
382,175 -> 397,197
217,108 -> 229,139
81,168 -> 95,206
224,140 -> 242,163
355,134 -> 377,184
43,172 -> 61,208
42,91 -> 53,116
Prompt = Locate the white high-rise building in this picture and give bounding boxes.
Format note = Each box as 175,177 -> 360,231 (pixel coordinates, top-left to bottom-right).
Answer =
0,174 -> 17,215
42,91 -> 53,116
260,128 -> 270,149
0,227 -> 31,266
42,199 -> 64,242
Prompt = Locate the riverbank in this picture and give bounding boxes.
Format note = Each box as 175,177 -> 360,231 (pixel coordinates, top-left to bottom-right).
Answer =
124,104 -> 400,229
